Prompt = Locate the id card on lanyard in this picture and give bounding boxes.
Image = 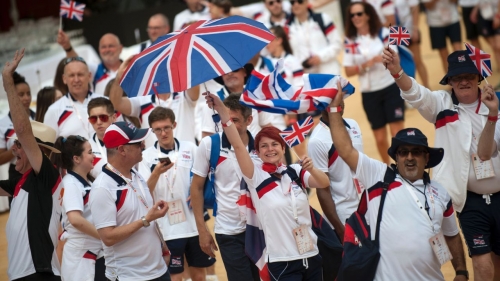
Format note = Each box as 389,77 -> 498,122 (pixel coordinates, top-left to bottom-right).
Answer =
471,132 -> 495,180
289,180 -> 314,254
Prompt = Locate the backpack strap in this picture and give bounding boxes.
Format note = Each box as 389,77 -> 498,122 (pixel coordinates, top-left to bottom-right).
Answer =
374,167 -> 396,243
208,133 -> 221,214
310,12 -> 327,37
284,165 -> 303,190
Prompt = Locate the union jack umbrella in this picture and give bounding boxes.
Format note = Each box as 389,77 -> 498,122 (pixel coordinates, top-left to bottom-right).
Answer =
389,26 -> 410,46
465,42 -> 492,78
120,16 -> 275,96
344,38 -> 359,54
279,116 -> 314,148
60,0 -> 85,22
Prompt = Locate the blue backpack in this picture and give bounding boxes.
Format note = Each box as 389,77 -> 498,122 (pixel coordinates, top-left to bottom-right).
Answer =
203,133 -> 221,216
337,167 -> 395,281
378,29 -> 416,78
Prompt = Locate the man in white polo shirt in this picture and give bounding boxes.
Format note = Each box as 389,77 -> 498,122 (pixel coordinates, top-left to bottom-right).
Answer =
327,88 -> 469,280
191,94 -> 260,281
89,122 -> 170,281
109,60 -> 199,147
43,57 -> 102,139
139,107 -> 215,281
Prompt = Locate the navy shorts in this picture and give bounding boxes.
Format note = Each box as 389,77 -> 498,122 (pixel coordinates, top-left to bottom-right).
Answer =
457,191 -> 500,256
429,21 -> 462,49
478,14 -> 500,37
361,83 -> 405,130
267,254 -> 322,281
461,6 -> 481,40
166,236 -> 215,274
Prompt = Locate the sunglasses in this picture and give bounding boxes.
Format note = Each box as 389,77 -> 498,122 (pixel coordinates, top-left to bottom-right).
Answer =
88,114 -> 111,124
449,74 -> 478,83
64,56 -> 87,66
396,149 -> 427,157
290,0 -> 304,5
266,0 -> 281,5
350,12 -> 364,18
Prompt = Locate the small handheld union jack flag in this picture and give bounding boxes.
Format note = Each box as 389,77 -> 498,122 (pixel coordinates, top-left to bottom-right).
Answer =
279,116 -> 314,148
344,38 -> 359,54
465,42 -> 492,78
60,0 -> 86,22
389,26 -> 410,46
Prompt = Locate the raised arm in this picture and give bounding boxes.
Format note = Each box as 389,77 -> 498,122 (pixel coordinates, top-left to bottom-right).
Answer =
327,82 -> 359,172
205,93 -> 254,179
477,84 -> 499,160
57,30 -> 79,58
2,49 -> 44,174
316,186 -> 344,241
109,58 -> 133,116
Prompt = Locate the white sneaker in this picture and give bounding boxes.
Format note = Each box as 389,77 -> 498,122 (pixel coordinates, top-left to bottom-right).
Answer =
206,275 -> 219,281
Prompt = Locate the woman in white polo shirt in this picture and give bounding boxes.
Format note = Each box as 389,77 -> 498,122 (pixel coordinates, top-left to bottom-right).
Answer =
204,93 -> 330,280
343,1 -> 405,165
54,135 -> 103,281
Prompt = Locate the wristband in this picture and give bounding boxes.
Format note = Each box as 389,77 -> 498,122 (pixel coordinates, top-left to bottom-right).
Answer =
162,250 -> 171,257
64,46 -> 73,52
487,115 -> 498,122
222,119 -> 233,127
328,106 -> 342,113
391,68 -> 404,80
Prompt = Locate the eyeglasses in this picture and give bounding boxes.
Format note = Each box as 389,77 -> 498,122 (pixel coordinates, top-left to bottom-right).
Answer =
396,148 -> 427,157
290,0 -> 304,5
266,0 -> 281,5
14,140 -> 21,149
88,114 -> 111,124
449,74 -> 478,83
64,57 -> 87,66
152,126 -> 174,134
350,12 -> 364,18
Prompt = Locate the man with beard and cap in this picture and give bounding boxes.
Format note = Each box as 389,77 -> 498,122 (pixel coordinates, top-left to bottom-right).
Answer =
383,47 -> 500,280
1,49 -> 63,281
326,82 -> 469,280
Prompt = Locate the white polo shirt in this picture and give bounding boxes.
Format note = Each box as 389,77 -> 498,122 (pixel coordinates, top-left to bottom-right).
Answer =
129,92 -> 197,147
355,152 -> 459,281
89,165 -> 168,281
90,133 -> 107,179
242,162 -> 318,262
200,87 -> 278,136
173,6 -> 211,31
139,139 -> 199,240
343,28 -> 398,92
61,171 -> 102,249
308,118 -> 363,225
352,0 -> 395,24
421,0 -> 460,27
44,92 -> 101,139
394,0 -> 419,34
191,132 -> 260,235
0,110 -> 35,165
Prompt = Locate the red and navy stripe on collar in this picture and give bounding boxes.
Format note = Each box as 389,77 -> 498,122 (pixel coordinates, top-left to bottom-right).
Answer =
102,164 -> 135,211
67,170 -> 91,205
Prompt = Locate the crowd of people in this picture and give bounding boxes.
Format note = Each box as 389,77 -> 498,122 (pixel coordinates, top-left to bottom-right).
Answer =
1,0 -> 500,280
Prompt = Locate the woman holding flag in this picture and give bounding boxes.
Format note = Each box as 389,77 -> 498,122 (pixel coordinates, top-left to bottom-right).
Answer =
204,92 -> 329,280
343,1 -> 405,164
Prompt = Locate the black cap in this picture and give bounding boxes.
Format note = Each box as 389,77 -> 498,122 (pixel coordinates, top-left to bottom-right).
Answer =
439,50 -> 483,85
387,128 -> 444,168
214,63 -> 254,85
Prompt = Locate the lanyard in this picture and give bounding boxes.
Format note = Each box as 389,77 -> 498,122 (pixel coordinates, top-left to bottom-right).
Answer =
94,134 -> 105,159
402,178 -> 435,233
290,181 -> 299,224
157,142 -> 178,199
107,163 -> 149,209
67,95 -> 89,135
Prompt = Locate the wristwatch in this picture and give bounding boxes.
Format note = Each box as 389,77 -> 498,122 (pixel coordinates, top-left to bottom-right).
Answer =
456,270 -> 469,280
141,216 -> 150,227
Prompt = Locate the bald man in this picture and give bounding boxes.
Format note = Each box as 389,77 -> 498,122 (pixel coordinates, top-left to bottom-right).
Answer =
57,31 -> 123,95
141,14 -> 170,51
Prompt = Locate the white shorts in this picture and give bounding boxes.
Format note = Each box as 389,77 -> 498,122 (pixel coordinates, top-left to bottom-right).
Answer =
61,238 -> 103,281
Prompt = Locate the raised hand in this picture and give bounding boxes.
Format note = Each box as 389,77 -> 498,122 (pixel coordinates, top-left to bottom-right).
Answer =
2,49 -> 25,80
481,83 -> 499,116
381,47 -> 402,74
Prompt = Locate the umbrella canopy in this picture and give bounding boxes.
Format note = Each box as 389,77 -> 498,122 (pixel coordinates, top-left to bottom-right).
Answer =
120,15 -> 275,96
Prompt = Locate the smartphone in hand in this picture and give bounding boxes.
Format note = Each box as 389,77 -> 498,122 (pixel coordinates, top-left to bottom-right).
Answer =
158,157 -> 171,165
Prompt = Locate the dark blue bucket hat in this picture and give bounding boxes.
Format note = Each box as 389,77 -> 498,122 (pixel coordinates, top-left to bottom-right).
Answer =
388,128 -> 444,168
439,50 -> 483,85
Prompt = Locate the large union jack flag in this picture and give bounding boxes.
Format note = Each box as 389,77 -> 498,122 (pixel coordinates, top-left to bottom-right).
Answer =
465,42 -> 492,78
389,26 -> 410,46
344,38 -> 359,54
241,59 -> 355,114
120,16 -> 274,96
60,0 -> 85,22
280,116 -> 314,148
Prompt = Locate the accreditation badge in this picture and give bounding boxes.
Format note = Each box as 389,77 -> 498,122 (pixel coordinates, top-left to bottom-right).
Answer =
167,199 -> 187,225
292,225 -> 315,254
